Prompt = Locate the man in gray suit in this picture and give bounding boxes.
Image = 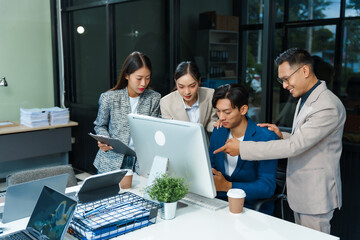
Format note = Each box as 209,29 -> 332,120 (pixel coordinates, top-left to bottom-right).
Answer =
214,48 -> 346,234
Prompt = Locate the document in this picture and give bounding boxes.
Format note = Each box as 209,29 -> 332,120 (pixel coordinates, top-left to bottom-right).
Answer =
0,121 -> 18,128
89,133 -> 136,157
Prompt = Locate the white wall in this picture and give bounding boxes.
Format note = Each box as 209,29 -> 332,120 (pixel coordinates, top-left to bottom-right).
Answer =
0,0 -> 54,122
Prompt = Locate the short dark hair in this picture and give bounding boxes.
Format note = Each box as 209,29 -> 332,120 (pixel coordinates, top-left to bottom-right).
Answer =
275,48 -> 314,71
174,61 -> 201,83
212,84 -> 249,110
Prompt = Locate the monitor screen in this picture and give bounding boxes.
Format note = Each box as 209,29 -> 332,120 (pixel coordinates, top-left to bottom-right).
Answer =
128,114 -> 216,199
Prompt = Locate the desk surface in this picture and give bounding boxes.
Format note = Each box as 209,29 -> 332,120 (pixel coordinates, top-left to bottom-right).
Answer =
0,174 -> 339,240
0,121 -> 78,135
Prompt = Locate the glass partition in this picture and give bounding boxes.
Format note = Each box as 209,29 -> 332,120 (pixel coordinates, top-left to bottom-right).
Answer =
115,0 -> 168,96
70,7 -> 109,105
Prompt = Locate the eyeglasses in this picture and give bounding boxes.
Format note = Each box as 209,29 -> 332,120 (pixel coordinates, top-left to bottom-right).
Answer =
277,65 -> 303,85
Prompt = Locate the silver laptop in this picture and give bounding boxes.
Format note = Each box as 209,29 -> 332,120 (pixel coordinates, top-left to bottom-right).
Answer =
1,173 -> 68,223
0,185 -> 77,240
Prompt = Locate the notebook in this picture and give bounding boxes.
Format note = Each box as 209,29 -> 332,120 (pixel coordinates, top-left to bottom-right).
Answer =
0,185 -> 77,240
1,173 -> 68,223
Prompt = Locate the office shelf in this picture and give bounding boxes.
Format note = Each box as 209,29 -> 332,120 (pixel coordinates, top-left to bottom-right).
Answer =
196,29 -> 238,84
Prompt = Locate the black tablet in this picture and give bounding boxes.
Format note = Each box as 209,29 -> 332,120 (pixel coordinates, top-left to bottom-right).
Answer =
89,133 -> 136,157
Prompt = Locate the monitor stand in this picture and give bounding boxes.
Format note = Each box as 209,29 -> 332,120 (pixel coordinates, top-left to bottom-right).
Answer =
143,156 -> 168,201
144,156 -> 188,209
146,155 -> 169,187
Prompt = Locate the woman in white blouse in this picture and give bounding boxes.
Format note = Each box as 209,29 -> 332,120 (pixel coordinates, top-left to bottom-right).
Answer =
93,52 -> 161,173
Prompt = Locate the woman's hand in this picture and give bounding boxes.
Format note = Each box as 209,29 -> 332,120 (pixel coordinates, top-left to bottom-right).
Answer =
213,119 -> 223,129
98,141 -> 113,151
257,123 -> 283,139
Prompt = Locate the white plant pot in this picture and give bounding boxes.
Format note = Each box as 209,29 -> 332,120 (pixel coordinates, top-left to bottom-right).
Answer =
160,201 -> 177,220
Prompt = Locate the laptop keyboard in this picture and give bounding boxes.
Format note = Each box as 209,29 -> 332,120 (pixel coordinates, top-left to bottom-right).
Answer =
180,193 -> 228,211
0,231 -> 32,240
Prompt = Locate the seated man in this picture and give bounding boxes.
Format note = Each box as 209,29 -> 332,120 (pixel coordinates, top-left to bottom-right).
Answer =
209,84 -> 278,215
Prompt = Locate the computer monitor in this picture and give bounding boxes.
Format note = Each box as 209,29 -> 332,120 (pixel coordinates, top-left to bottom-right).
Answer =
127,114 -> 216,199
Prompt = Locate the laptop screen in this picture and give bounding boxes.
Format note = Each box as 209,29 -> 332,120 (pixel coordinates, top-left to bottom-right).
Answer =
2,173 -> 68,223
26,186 -> 77,240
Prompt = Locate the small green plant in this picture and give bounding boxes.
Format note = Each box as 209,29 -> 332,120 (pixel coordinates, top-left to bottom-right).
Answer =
146,173 -> 190,203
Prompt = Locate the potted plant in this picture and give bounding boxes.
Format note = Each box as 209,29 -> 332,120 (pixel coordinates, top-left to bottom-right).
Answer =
146,173 -> 189,220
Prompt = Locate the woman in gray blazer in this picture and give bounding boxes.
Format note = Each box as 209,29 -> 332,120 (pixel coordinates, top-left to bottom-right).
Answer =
160,61 -> 217,133
93,52 -> 161,173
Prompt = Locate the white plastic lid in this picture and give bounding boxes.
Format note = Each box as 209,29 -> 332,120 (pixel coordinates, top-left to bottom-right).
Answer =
227,188 -> 246,198
124,170 -> 133,176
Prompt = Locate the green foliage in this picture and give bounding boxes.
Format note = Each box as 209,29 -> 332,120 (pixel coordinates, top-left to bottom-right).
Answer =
146,173 -> 190,203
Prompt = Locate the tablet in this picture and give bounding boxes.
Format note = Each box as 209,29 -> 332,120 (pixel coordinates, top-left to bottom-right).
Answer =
89,133 -> 136,157
77,169 -> 128,203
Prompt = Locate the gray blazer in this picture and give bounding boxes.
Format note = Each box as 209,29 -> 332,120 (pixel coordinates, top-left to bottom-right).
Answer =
239,81 -> 346,214
93,88 -> 161,173
160,87 -> 218,132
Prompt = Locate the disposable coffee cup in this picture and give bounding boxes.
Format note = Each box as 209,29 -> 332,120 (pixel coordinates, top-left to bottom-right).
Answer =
120,170 -> 133,189
227,189 -> 246,214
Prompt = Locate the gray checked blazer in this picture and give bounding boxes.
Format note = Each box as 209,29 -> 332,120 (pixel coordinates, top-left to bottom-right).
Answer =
93,87 -> 161,173
239,81 -> 346,214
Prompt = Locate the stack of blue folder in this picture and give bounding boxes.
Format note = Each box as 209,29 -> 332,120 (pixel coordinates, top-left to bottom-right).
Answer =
66,169 -> 161,240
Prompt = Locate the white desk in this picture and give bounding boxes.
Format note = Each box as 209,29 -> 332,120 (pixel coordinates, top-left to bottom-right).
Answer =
0,174 -> 339,240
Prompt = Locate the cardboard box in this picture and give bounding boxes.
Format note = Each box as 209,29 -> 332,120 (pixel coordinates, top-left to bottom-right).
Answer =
199,11 -> 238,31
216,14 -> 228,31
227,15 -> 239,32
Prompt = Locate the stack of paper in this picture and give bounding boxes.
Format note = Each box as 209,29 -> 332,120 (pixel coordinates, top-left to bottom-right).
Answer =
20,108 -> 49,127
44,107 -> 69,125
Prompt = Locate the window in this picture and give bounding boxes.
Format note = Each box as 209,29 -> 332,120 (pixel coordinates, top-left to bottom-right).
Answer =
342,20 -> 360,140
240,0 -> 360,143
346,0 -> 360,17
244,30 -> 263,122
289,0 -> 341,21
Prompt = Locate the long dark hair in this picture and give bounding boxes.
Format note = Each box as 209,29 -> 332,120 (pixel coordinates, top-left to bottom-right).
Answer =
174,61 -> 201,83
110,51 -> 152,91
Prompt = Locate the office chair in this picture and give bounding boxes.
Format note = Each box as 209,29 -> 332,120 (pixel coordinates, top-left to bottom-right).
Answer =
254,158 -> 289,220
6,164 -> 78,188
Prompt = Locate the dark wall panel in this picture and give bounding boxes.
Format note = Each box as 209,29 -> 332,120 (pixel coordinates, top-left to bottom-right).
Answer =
331,142 -> 360,240
69,106 -> 98,174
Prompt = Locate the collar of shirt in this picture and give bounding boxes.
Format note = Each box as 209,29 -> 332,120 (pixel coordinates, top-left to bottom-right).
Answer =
299,80 -> 321,111
225,132 -> 244,176
181,95 -> 200,123
181,95 -> 200,110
